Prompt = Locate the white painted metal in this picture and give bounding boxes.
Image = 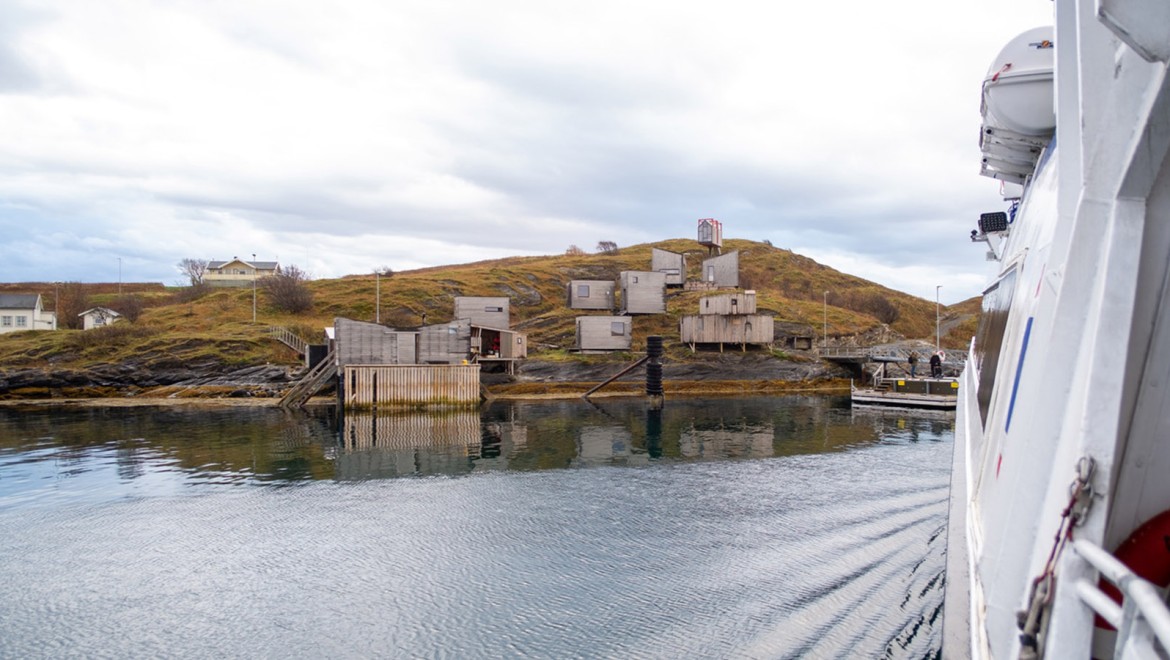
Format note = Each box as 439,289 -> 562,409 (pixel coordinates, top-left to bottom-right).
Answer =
948,1 -> 1170,658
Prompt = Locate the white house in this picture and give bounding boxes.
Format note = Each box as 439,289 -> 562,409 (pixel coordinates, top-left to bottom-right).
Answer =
79,307 -> 123,330
0,293 -> 56,333
205,257 -> 281,288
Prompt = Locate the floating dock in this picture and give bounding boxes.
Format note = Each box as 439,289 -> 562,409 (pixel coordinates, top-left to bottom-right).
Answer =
851,377 -> 958,410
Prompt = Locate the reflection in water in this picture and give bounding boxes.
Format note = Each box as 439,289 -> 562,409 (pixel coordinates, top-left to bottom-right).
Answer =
0,397 -> 952,659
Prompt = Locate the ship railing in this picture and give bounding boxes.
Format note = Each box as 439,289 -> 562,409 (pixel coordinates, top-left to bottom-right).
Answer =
1072,539 -> 1170,658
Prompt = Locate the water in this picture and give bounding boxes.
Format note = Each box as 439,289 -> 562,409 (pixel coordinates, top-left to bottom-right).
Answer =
0,396 -> 953,659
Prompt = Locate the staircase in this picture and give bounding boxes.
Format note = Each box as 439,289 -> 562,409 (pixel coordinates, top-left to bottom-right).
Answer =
268,326 -> 308,357
278,348 -> 337,409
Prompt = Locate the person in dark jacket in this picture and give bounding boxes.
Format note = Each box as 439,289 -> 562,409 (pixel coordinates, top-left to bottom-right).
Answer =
929,352 -> 943,378
908,351 -> 919,377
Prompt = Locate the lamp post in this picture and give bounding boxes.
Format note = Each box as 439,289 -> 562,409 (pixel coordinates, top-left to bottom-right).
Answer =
252,253 -> 257,324
375,269 -> 381,324
117,257 -> 122,295
935,285 -> 942,351
823,290 -> 829,350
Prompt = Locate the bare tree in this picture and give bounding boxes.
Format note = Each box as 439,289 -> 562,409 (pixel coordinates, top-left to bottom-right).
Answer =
56,282 -> 89,330
595,241 -> 618,255
261,264 -> 314,313
375,265 -> 395,278
177,258 -> 209,285
110,294 -> 145,323
565,245 -> 586,256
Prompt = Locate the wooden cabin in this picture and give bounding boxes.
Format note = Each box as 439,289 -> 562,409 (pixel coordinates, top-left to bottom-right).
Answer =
679,314 -> 774,351
576,316 -> 633,352
697,218 -> 723,251
418,319 -> 472,364
567,280 -> 616,311
619,271 -> 667,315
334,317 -> 418,366
454,296 -> 510,328
472,324 -> 527,374
699,291 -> 756,315
651,248 -> 686,287
700,250 -> 739,288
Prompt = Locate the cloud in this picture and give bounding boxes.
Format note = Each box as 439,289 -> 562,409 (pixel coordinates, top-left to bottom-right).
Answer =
0,0 -> 1054,303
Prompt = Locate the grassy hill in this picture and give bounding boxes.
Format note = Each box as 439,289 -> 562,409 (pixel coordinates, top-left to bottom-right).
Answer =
0,238 -> 974,371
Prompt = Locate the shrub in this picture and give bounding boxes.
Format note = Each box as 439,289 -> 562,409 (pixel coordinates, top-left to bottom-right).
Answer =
261,265 -> 314,314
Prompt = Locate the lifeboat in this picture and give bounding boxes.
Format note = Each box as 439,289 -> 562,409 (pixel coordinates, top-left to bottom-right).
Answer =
979,26 -> 1055,184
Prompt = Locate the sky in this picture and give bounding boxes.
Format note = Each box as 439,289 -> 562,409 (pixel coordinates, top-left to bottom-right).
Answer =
0,0 -> 1055,304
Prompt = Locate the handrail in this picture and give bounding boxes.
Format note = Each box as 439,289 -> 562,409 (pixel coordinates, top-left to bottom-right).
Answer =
1072,539 -> 1170,657
268,326 -> 308,356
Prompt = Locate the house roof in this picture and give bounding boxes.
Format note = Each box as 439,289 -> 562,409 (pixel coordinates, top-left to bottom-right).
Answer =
208,259 -> 280,270
0,293 -> 41,310
78,307 -> 122,318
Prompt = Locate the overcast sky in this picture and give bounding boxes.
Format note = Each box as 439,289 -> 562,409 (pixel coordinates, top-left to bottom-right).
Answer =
0,0 -> 1054,303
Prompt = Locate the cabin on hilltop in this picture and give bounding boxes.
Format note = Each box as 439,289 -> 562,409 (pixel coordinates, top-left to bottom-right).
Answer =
205,258 -> 280,288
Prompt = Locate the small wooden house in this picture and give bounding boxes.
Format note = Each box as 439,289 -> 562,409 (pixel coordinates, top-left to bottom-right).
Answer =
205,257 -> 280,288
472,324 -> 528,374
651,248 -> 686,287
334,317 -> 418,366
619,271 -> 666,315
701,250 -> 739,288
79,307 -> 123,330
699,291 -> 756,315
576,316 -> 632,352
679,314 -> 774,350
567,280 -> 616,311
454,297 -> 510,328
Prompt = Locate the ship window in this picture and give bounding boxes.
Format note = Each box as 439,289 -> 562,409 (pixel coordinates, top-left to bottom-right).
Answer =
974,268 -> 1018,426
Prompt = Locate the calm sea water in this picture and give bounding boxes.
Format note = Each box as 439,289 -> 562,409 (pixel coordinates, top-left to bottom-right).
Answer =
0,396 -> 952,659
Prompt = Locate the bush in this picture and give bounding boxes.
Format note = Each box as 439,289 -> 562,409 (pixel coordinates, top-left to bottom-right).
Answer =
261,265 -> 314,314
173,282 -> 211,303
110,294 -> 144,322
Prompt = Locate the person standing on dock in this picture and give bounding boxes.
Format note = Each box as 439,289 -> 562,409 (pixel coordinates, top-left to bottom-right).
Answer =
929,351 -> 942,378
908,351 -> 919,377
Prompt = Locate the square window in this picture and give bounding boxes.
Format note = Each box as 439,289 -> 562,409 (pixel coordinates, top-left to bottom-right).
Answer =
1,316 -> 11,327
16,316 -> 27,327
632,276 -> 639,284
577,285 -> 590,298
610,321 -> 625,336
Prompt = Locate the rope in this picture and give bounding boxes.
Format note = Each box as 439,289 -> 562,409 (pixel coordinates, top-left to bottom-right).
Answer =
991,62 -> 1013,83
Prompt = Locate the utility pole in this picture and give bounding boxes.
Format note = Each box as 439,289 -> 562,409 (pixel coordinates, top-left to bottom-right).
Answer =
823,290 -> 829,350
252,253 -> 257,324
375,269 -> 381,324
936,285 -> 942,351
118,257 -> 122,295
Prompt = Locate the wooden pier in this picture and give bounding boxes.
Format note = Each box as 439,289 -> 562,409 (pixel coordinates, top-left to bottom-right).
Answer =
342,364 -> 481,409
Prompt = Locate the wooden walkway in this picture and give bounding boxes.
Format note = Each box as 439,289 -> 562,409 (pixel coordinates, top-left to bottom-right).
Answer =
268,326 -> 308,357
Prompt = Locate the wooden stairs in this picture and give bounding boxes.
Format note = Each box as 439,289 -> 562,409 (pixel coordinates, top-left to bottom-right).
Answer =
278,348 -> 337,409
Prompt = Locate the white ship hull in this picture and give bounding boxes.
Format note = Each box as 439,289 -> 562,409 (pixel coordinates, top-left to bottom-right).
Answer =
946,1 -> 1170,658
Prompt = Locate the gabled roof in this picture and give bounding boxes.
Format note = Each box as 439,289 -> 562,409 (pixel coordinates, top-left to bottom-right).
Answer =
0,293 -> 41,310
78,307 -> 122,318
208,259 -> 280,270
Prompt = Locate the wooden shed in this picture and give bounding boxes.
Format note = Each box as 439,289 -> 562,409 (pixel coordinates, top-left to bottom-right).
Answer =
699,291 -> 757,315
651,248 -> 686,287
679,314 -> 774,350
619,271 -> 667,315
418,319 -> 472,364
567,280 -> 616,311
334,317 -> 418,366
576,316 -> 633,352
454,296 -> 510,328
701,251 -> 739,288
472,324 -> 527,374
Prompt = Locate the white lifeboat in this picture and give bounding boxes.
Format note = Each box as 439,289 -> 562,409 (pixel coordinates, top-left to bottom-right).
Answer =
979,26 -> 1055,184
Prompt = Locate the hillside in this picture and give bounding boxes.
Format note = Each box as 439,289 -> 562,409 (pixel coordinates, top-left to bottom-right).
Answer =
0,239 -> 976,396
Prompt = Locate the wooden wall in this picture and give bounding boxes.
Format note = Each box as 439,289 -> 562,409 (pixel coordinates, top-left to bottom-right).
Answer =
334,317 -> 417,366
576,316 -> 633,351
343,364 -> 481,409
701,250 -> 739,288
698,291 -> 757,315
651,248 -> 686,286
454,296 -> 510,328
679,313 -> 774,346
418,319 -> 471,364
567,280 -> 616,310
619,271 -> 666,314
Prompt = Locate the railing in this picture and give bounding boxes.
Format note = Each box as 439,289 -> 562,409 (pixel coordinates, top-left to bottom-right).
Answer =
820,346 -> 872,359
268,326 -> 308,356
1072,539 -> 1170,658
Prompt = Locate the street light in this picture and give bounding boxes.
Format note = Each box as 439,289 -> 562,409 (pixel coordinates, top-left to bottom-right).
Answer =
252,253 -> 257,324
117,257 -> 122,295
936,285 -> 942,351
375,269 -> 381,324
823,290 -> 829,350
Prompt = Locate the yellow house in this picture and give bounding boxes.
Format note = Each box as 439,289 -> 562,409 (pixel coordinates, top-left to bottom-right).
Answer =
205,257 -> 281,288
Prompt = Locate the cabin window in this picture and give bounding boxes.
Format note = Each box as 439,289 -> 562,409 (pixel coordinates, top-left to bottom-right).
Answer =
631,276 -> 639,284
577,285 -> 590,298
15,316 -> 27,327
610,322 -> 625,336
706,266 -> 715,282
974,268 -> 1018,426
663,268 -> 680,276
484,306 -> 503,313
448,327 -> 458,335
1,316 -> 11,327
